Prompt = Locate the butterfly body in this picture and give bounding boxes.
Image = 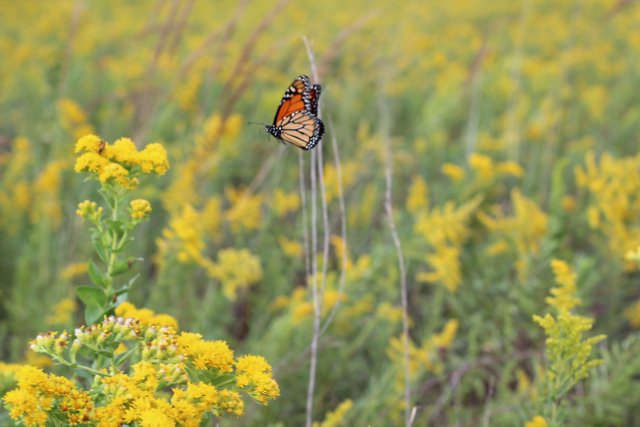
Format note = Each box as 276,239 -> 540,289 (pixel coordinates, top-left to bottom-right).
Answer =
266,75 -> 324,150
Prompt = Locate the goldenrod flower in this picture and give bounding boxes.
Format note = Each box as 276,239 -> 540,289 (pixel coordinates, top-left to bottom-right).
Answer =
314,399 -> 353,427
76,200 -> 103,221
235,355 -> 280,404
74,133 -> 103,153
524,415 -> 548,427
432,319 -> 459,348
406,174 -> 429,214
547,259 -> 580,311
115,302 -> 178,329
130,199 -> 152,220
176,332 -> 234,372
441,163 -> 466,181
4,366 -> 93,426
74,134 -> 169,189
271,189 -> 300,217
138,143 -> 170,175
207,248 -> 262,301
279,237 -> 303,259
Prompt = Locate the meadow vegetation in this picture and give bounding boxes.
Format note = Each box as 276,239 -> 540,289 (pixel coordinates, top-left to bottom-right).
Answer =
0,0 -> 639,425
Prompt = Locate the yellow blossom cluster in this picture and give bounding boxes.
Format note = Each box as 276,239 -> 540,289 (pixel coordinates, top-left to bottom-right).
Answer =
9,314 -> 279,425
547,259 -> 581,311
235,355 -> 280,404
533,259 -> 606,397
524,415 -> 548,427
206,248 -> 263,301
130,199 -> 152,220
3,365 -> 93,426
271,189 -> 300,217
76,200 -> 103,221
478,189 -> 549,282
313,399 -> 354,427
575,151 -> 640,270
115,301 -> 179,330
414,195 -> 483,292
74,134 -> 169,189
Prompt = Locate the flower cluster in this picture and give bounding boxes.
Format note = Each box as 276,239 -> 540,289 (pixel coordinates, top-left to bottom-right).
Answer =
532,259 -> 606,424
74,134 -> 169,189
5,314 -> 279,426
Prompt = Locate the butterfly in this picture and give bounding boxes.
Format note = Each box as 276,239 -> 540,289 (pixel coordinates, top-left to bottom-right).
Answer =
265,75 -> 324,150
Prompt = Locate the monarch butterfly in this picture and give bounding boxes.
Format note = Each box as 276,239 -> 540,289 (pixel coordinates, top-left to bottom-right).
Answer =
265,75 -> 324,150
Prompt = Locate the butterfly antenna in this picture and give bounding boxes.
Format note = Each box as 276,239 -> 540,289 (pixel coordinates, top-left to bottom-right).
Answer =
247,121 -> 267,126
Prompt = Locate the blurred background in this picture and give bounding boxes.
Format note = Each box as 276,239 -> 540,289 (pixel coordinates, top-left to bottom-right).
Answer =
1,0 -> 640,425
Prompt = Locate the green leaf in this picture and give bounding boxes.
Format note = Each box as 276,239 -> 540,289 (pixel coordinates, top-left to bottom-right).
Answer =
84,304 -> 104,325
76,286 -> 108,308
94,242 -> 108,263
88,260 -> 105,287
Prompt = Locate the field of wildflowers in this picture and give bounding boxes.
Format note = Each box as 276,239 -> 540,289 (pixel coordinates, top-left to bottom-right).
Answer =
1,0 -> 640,425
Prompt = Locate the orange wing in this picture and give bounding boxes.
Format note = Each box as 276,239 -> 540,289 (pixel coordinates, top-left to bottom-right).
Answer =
307,84 -> 322,116
272,75 -> 311,124
278,110 -> 325,151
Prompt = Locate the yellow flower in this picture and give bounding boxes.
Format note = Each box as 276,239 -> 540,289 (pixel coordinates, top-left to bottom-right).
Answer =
414,195 -> 482,248
115,302 -> 179,329
74,133 -> 104,154
406,174 -> 429,214
171,382 -> 219,425
432,319 -> 458,348
417,244 -> 461,292
138,143 -> 170,175
524,415 -> 548,427
441,163 -> 466,181
138,407 -> 175,427
201,197 -> 222,237
314,399 -> 353,427
271,189 -> 300,217
533,309 -> 606,385
206,248 -> 262,301
3,366 -> 93,426
547,259 -> 580,311
74,151 -> 109,174
74,135 -> 169,189
76,200 -> 103,221
224,187 -> 264,232
104,137 -> 138,164
235,355 -> 280,404
496,160 -> 524,177
485,239 -> 509,256
279,237 -> 303,259
468,153 -> 494,182
478,189 -> 548,262
131,199 -> 152,220
98,162 -> 132,187
176,333 -> 234,372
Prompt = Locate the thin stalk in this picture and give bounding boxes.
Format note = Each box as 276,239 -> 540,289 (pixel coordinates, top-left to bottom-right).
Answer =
303,37 -> 329,427
305,149 -> 321,427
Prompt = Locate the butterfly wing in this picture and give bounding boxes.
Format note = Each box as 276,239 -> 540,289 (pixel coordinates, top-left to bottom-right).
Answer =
278,111 -> 325,151
307,84 -> 322,116
272,75 -> 311,124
